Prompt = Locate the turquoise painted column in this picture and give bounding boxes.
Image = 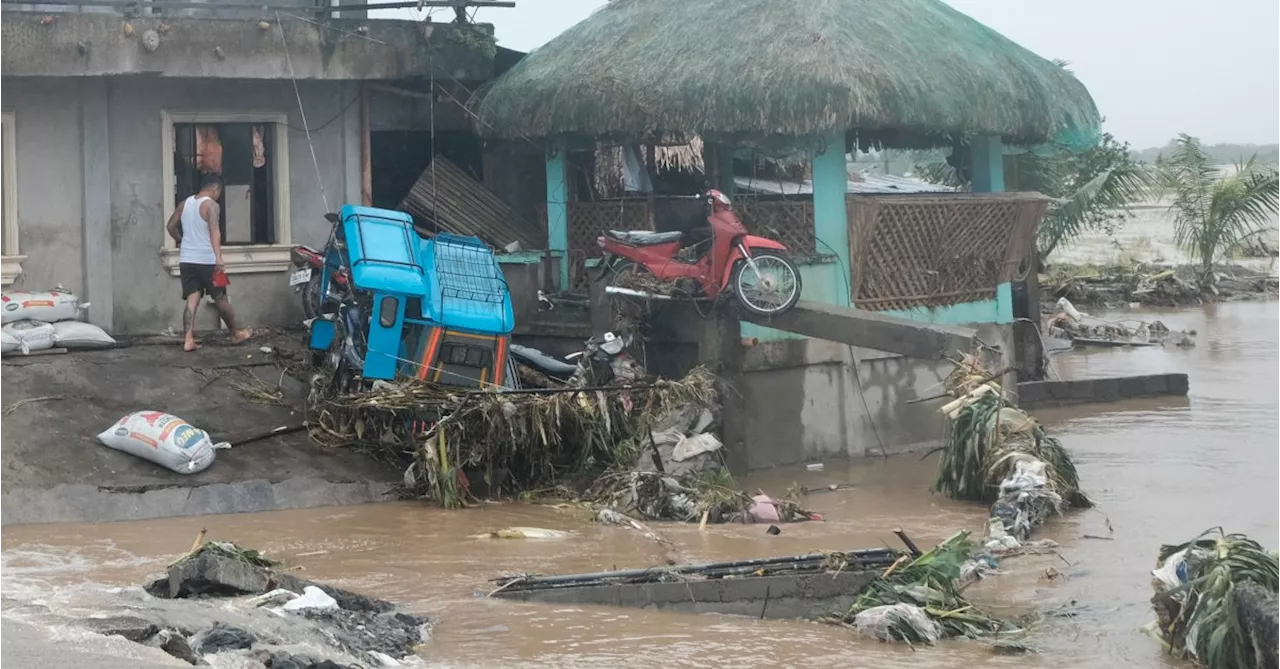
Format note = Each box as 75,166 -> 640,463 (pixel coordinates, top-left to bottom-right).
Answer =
970,134 -> 1005,193
811,133 -> 851,306
545,143 -> 570,290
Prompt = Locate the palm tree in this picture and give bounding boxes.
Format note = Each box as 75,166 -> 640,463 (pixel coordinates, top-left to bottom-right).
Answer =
1154,134 -> 1279,289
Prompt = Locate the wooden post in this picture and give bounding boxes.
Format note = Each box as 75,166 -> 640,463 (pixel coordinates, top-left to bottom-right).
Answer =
360,84 -> 372,207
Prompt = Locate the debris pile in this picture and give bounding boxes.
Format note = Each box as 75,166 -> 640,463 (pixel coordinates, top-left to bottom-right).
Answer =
1046,297 -> 1196,349
1043,263 -> 1277,307
826,531 -> 1019,643
934,354 -> 1091,544
309,366 -> 722,508
130,539 -> 429,667
1146,529 -> 1279,669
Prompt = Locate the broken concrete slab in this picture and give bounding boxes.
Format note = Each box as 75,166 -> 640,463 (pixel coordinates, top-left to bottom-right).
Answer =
740,300 -> 978,360
167,553 -> 272,599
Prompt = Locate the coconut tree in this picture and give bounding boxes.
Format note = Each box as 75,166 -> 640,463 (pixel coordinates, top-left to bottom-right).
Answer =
1154,134 -> 1279,289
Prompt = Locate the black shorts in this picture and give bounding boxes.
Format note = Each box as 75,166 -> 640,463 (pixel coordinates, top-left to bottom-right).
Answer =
179,263 -> 226,300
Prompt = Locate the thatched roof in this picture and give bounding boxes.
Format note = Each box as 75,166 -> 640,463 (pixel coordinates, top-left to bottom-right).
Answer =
475,0 -> 1100,150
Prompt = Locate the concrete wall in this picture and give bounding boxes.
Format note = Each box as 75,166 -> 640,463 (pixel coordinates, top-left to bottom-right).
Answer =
1,13 -> 492,81
2,75 -> 363,333
739,324 -> 1014,470
4,78 -> 85,296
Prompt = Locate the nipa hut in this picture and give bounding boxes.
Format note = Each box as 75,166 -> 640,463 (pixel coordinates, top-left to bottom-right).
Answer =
475,0 -> 1097,321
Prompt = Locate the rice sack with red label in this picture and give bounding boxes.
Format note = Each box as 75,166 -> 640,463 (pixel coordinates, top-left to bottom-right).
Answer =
96,411 -> 222,475
1,289 -> 80,324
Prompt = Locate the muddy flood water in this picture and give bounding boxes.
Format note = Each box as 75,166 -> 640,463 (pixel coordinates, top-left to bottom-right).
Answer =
3,301 -> 1277,668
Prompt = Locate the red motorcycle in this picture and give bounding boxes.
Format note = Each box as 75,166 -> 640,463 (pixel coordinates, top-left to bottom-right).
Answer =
595,190 -> 802,316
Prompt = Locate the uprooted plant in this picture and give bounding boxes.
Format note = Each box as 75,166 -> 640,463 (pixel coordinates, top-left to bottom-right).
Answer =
1147,528 -> 1279,669
933,353 -> 1090,541
826,531 -> 1020,644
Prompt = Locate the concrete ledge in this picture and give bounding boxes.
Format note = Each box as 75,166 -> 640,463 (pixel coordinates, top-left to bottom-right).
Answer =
741,300 -> 977,360
493,570 -> 877,621
1018,374 -> 1190,409
1,478 -> 392,525
1,13 -> 492,80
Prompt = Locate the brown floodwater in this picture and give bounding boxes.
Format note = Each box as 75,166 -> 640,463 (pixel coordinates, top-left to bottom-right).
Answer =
3,301 -> 1277,668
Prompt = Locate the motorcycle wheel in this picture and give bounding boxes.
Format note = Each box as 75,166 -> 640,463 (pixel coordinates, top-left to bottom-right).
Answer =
732,252 -> 802,316
301,272 -> 322,321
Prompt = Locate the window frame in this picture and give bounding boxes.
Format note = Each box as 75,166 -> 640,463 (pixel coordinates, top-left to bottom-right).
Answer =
2,110 -> 24,286
160,110 -> 292,275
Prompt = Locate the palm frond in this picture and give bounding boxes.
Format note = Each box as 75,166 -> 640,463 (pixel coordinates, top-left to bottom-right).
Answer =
1157,136 -> 1280,284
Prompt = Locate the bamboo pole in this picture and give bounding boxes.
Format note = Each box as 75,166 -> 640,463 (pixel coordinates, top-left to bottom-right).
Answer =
360,84 -> 372,207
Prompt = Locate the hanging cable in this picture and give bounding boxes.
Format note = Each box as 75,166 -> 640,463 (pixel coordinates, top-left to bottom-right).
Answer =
276,11 -> 331,215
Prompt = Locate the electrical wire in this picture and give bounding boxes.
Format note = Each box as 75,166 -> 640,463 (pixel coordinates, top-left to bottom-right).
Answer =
275,11 -> 330,215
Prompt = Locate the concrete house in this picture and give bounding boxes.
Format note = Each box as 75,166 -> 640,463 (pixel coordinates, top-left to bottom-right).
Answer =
0,0 -> 504,334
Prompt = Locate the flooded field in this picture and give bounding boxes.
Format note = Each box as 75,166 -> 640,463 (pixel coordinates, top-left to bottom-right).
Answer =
3,300 -> 1276,668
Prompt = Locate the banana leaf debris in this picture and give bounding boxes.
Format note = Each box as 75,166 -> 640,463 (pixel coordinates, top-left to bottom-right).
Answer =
826,532 -> 1022,644
1043,263 -> 1278,308
1146,529 -> 1279,669
934,354 -> 1091,548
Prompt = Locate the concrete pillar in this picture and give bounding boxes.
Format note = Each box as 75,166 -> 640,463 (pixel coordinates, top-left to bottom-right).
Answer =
810,133 -> 850,306
545,143 -> 570,290
81,78 -> 113,332
342,81 -> 363,209
970,134 -> 1005,193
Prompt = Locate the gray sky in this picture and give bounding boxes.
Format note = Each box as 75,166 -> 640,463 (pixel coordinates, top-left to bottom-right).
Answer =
402,0 -> 1280,148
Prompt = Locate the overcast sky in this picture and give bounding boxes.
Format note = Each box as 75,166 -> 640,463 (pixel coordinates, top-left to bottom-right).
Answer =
401,0 -> 1279,148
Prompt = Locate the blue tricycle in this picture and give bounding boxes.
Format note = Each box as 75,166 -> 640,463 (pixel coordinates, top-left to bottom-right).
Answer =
305,205 -> 516,392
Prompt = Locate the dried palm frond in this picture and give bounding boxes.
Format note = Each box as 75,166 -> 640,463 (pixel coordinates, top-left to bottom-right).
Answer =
307,367 -> 720,509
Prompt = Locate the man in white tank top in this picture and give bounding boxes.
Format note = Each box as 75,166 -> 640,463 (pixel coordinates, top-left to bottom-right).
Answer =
164,174 -> 252,352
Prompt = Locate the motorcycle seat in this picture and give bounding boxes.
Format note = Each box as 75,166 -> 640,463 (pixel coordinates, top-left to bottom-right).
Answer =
607,230 -> 684,245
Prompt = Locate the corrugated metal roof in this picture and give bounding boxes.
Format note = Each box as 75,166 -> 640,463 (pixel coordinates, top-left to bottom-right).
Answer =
733,173 -> 956,195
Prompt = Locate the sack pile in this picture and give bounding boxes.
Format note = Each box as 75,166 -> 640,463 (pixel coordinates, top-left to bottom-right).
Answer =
1,288 -> 115,355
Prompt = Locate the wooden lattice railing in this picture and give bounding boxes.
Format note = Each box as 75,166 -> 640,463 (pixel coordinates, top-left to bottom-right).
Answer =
847,193 -> 1047,312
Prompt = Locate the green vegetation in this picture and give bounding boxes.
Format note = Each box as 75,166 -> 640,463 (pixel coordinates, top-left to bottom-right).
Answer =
911,131 -> 1149,261
1153,135 -> 1279,289
1150,529 -> 1279,669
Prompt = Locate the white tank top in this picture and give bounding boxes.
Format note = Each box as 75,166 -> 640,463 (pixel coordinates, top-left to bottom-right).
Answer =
178,195 -> 217,265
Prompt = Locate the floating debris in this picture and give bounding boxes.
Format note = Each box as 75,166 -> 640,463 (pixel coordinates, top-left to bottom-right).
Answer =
1146,528 -> 1279,669
934,354 -> 1090,545
826,531 -> 1020,643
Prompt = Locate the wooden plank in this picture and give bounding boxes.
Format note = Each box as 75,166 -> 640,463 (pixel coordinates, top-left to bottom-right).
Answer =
399,157 -> 544,250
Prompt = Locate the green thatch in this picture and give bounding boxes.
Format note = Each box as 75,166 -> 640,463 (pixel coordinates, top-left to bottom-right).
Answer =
475,0 -> 1100,150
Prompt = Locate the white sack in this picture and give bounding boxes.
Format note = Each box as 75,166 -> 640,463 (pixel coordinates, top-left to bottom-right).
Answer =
52,320 -> 116,349
1,289 -> 81,324
1,330 -> 19,355
96,411 -> 223,475
2,320 -> 56,354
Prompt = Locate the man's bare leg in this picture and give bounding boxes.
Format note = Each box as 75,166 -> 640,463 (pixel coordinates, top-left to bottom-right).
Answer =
182,293 -> 202,352
214,295 -> 252,344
